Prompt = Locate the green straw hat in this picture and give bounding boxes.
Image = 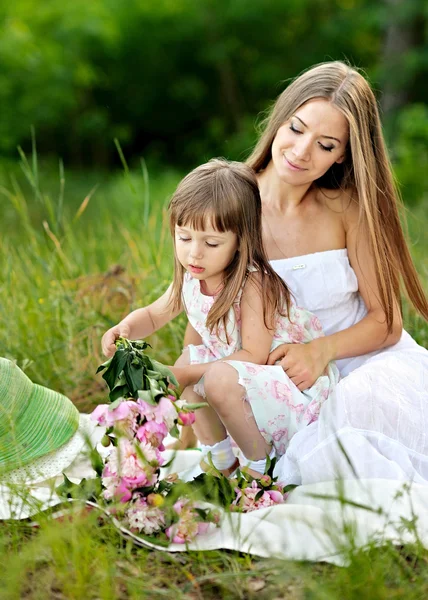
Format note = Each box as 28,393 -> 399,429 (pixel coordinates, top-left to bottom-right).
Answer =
0,357 -> 80,477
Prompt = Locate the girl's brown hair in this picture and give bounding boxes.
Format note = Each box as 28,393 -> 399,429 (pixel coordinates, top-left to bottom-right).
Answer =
168,159 -> 290,337
247,61 -> 428,329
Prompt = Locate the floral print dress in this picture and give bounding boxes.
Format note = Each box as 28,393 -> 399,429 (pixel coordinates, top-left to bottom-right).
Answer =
183,271 -> 339,456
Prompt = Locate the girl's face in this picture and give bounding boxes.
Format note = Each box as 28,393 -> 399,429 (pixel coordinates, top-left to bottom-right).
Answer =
175,222 -> 238,292
271,98 -> 349,185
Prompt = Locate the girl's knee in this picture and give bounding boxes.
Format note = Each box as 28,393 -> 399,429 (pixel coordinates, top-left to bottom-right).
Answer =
204,362 -> 239,399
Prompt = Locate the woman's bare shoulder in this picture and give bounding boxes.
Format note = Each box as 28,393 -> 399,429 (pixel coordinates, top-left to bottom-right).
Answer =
316,186 -> 359,230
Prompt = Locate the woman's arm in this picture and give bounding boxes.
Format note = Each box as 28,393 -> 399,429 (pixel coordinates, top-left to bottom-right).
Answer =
171,273 -> 274,388
102,284 -> 182,357
322,200 -> 403,358
268,201 -> 403,390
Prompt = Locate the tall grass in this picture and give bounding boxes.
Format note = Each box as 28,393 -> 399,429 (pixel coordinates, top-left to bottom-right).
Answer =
0,156 -> 186,410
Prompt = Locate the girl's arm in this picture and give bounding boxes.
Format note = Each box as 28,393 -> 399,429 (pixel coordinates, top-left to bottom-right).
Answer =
101,284 -> 182,357
183,322 -> 203,346
268,200 -> 403,390
172,273 -> 274,387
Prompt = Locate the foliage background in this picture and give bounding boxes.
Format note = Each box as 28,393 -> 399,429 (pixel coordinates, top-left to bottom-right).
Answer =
0,0 -> 427,199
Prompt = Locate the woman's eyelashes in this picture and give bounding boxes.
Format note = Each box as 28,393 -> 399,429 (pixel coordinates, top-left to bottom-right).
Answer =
289,123 -> 335,152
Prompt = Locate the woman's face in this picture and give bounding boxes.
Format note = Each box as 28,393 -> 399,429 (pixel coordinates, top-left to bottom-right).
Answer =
271,98 -> 349,185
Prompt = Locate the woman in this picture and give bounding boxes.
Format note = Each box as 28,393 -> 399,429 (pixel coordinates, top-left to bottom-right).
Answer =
179,61 -> 428,485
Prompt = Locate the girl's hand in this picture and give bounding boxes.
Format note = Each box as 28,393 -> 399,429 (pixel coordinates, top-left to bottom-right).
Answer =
267,340 -> 330,391
101,323 -> 131,358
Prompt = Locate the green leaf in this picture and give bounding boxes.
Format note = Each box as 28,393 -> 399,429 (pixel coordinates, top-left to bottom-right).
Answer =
56,474 -> 76,497
169,424 -> 180,439
193,507 -> 210,520
255,489 -> 265,502
56,475 -> 102,502
124,360 -> 144,399
151,359 -> 178,387
108,397 -> 124,411
102,348 -> 128,391
179,402 -> 208,411
266,455 -> 277,478
90,446 -> 105,477
159,455 -> 176,469
147,375 -> 164,399
109,385 -> 129,402
133,340 -> 150,351
146,369 -> 162,380
186,473 -> 235,508
138,389 -> 157,406
96,357 -> 112,374
283,484 -> 299,494
157,480 -> 174,494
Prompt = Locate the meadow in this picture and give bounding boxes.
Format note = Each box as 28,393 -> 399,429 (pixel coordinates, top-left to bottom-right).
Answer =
1,153 -> 428,599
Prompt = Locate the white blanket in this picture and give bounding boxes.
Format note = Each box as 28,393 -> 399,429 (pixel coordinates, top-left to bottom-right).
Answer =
1,445 -> 428,565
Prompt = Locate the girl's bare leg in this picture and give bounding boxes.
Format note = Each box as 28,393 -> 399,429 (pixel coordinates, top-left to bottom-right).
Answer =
168,425 -> 197,451
169,348 -> 227,447
203,362 -> 272,471
170,349 -> 238,475
172,322 -> 226,449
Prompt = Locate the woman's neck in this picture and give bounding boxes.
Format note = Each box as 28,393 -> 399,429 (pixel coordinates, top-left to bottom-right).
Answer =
257,162 -> 313,213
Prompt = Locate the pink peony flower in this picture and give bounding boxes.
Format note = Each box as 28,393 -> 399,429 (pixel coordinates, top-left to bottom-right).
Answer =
138,396 -> 178,430
173,498 -> 187,514
102,438 -> 162,502
265,489 -> 285,504
165,519 -> 199,544
136,420 -> 168,449
91,400 -> 140,436
259,474 -> 272,487
165,499 -> 211,544
177,411 -> 196,426
232,480 -> 285,512
126,496 -> 166,534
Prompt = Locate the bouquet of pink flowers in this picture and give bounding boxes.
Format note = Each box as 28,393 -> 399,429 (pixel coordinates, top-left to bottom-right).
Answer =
58,338 -> 292,544
59,338 -> 218,543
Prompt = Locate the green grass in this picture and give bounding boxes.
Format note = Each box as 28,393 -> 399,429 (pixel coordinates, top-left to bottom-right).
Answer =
2,508 -> 428,599
1,156 -> 428,599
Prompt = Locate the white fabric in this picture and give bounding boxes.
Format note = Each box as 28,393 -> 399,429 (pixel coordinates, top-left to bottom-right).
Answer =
271,249 -> 428,485
3,447 -> 428,565
199,436 -> 236,470
270,249 -> 422,376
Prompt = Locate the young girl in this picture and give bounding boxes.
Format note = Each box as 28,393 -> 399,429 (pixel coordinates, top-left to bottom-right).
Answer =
102,159 -> 339,477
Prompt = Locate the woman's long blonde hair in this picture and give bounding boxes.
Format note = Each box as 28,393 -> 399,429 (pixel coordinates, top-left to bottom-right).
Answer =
247,61 -> 428,329
169,159 -> 290,337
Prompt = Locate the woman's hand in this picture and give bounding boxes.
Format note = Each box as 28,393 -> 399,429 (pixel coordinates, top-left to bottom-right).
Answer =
101,323 -> 131,358
267,339 -> 330,391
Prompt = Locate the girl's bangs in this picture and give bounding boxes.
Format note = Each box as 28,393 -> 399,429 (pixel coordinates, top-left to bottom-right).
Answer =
171,198 -> 237,233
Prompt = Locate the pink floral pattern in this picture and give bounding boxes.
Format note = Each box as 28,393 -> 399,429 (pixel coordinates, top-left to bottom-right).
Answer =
183,271 -> 339,456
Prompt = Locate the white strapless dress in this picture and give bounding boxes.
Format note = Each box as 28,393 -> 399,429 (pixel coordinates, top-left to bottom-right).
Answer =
271,249 -> 428,485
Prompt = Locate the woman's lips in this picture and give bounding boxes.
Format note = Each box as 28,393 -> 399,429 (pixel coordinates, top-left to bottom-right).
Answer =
284,156 -> 307,171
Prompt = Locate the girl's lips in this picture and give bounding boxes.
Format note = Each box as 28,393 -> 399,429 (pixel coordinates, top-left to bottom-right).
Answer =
284,156 -> 306,171
189,265 -> 205,274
